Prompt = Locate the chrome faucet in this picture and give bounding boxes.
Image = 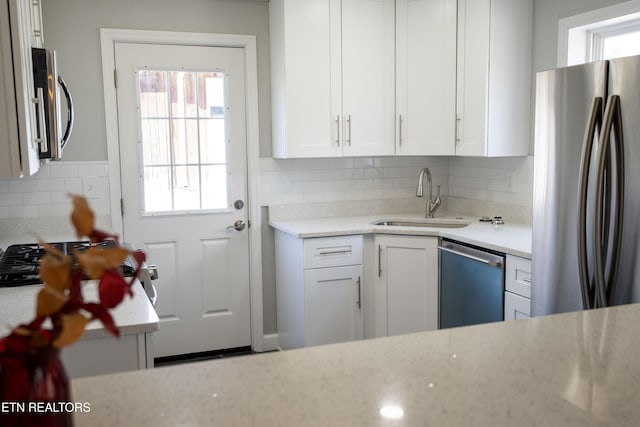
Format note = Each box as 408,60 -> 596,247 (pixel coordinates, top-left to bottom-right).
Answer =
416,167 -> 441,218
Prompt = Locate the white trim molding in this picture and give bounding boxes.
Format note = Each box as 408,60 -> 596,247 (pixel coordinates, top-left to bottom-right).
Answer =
558,0 -> 640,66
99,28 -> 265,352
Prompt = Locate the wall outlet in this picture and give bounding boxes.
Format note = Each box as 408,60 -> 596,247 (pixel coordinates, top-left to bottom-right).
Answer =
506,172 -> 515,193
82,176 -> 101,200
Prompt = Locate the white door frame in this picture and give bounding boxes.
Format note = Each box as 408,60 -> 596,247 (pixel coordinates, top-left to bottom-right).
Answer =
99,28 -> 265,352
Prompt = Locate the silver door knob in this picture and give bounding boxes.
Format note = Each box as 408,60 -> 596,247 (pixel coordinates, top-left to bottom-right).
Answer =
227,220 -> 246,231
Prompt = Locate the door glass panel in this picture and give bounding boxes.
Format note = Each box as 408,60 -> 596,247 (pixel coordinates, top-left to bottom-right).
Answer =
199,119 -> 226,164
200,72 -> 226,118
141,119 -> 170,165
138,71 -> 169,117
173,165 -> 201,210
170,118 -> 199,164
143,166 -> 172,212
137,69 -> 229,213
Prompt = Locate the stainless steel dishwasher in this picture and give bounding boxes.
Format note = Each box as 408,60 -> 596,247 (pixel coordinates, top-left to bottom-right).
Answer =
438,239 -> 505,329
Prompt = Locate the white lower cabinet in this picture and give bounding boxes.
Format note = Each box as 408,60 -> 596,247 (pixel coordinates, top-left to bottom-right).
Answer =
304,265 -> 364,347
275,231 -> 364,349
504,291 -> 530,321
62,332 -> 153,379
374,235 -> 438,337
504,254 -> 532,321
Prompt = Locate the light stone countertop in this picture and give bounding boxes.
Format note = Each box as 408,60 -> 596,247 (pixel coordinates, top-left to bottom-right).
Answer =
0,280 -> 158,339
71,302 -> 640,426
270,213 -> 532,258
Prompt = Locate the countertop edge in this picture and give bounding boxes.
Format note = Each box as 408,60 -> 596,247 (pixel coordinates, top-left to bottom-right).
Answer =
269,215 -> 532,258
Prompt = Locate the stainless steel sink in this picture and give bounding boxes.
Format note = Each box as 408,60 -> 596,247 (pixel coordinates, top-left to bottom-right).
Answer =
372,218 -> 470,228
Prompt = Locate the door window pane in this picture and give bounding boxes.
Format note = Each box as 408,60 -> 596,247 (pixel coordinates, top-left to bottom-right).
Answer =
143,166 -> 172,212
199,119 -> 226,164
137,69 -> 229,213
171,119 -> 199,164
141,119 -> 170,165
139,71 -> 169,117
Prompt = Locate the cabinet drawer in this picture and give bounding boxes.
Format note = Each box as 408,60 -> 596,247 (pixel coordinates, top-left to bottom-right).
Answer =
505,254 -> 531,298
304,235 -> 363,269
504,291 -> 531,321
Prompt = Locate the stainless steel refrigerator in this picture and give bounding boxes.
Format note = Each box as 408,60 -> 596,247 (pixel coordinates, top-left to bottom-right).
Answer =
532,55 -> 640,316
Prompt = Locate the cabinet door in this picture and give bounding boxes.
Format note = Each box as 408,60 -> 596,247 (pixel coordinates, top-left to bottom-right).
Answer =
505,254 -> 531,298
304,265 -> 364,346
396,0 -> 456,156
0,0 -> 41,177
455,0 -> 531,157
455,0 -> 490,157
375,235 -> 438,337
504,291 -> 531,321
270,0 -> 341,158
341,0 -> 395,156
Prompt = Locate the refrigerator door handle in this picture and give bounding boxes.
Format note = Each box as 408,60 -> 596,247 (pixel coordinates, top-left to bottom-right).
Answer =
594,94 -> 625,308
577,97 -> 603,310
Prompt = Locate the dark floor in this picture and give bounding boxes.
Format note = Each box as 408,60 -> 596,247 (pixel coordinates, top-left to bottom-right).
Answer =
154,346 -> 255,367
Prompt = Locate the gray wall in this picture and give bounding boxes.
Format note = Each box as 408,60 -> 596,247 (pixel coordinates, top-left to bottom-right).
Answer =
41,0 -> 272,161
532,0 -> 628,73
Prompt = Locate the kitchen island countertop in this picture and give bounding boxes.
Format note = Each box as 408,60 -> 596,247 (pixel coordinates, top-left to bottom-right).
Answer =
71,302 -> 640,426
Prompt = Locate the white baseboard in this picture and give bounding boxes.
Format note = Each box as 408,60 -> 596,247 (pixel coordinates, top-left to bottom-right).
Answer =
262,333 -> 279,352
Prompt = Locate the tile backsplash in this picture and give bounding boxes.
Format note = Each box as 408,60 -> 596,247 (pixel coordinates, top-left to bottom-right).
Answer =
0,155 -> 534,228
0,161 -> 111,242
0,161 -> 110,219
258,156 -> 449,206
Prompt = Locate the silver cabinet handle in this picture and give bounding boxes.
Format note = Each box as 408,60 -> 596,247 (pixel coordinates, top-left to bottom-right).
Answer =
317,249 -> 352,256
378,245 -> 382,277
522,277 -> 532,284
356,276 -> 362,309
399,114 -> 403,146
335,115 -> 340,146
32,87 -> 47,152
455,116 -> 461,143
346,115 -> 352,146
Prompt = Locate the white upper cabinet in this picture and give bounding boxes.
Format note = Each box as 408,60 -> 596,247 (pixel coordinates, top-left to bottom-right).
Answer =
270,0 -> 339,158
395,0 -> 457,156
270,0 -> 532,158
270,0 -> 395,158
455,0 -> 532,157
0,0 -> 42,178
341,0 -> 395,157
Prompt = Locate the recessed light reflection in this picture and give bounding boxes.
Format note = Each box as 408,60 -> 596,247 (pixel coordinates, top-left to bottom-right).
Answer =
380,405 -> 404,420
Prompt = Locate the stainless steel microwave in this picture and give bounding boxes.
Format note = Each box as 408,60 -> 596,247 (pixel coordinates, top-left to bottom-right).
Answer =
31,47 -> 74,160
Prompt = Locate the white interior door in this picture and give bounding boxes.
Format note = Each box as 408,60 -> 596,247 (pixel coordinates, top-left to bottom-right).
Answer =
114,42 -> 251,358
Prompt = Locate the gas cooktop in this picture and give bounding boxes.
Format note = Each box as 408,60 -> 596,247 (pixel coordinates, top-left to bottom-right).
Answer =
0,240 -> 136,287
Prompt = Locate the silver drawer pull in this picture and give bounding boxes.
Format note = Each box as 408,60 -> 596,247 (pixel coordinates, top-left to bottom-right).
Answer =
522,277 -> 532,283
318,250 -> 352,256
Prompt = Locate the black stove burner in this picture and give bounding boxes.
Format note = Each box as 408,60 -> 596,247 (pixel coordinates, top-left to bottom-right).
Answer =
0,240 -> 135,287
